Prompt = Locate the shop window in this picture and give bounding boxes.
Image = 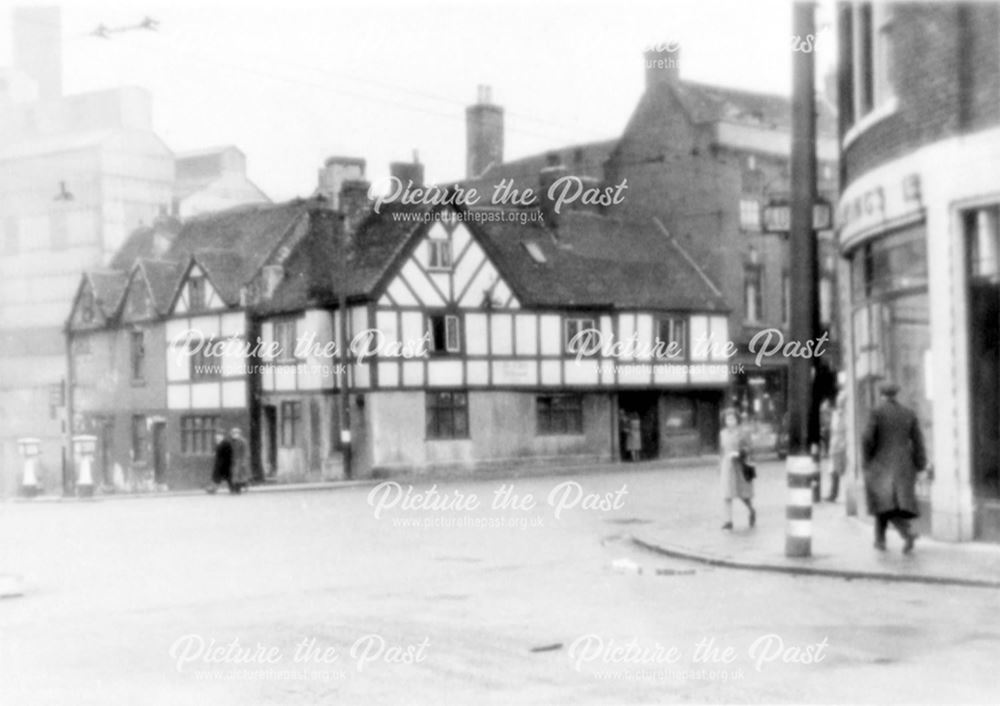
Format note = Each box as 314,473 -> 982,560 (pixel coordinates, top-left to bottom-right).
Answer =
428,314 -> 461,353
537,395 -> 583,435
663,396 -> 696,431
966,207 -> 1000,282
851,227 -> 927,299
281,401 -> 302,447
657,316 -> 687,359
428,239 -> 452,270
565,317 -> 598,355
181,415 -> 219,455
744,265 -> 763,323
131,415 -> 147,463
426,391 -> 469,439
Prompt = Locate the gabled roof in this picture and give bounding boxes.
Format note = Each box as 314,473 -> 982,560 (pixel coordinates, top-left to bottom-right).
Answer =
261,203 -> 728,315
164,200 -> 311,290
86,270 -> 130,318
471,209 -> 727,311
133,258 -> 186,316
187,250 -> 246,306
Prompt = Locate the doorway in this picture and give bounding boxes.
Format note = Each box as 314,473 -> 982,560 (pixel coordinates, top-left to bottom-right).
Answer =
617,392 -> 660,461
151,421 -> 167,485
263,405 -> 278,478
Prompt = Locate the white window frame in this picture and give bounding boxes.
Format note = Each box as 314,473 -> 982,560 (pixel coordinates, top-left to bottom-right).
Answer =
564,317 -> 598,355
427,239 -> 452,271
739,198 -> 761,232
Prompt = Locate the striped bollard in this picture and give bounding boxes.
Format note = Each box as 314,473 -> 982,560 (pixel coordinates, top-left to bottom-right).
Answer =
786,456 -> 814,557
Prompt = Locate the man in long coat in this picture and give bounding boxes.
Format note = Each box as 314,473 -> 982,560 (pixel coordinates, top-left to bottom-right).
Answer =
861,382 -> 928,553
207,430 -> 233,493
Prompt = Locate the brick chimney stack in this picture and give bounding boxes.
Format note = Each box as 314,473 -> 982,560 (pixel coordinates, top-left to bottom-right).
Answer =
644,40 -> 681,89
317,156 -> 366,209
465,85 -> 504,179
390,150 -> 425,188
339,179 -> 371,234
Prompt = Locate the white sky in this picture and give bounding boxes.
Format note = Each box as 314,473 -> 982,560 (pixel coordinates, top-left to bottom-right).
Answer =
0,0 -> 837,201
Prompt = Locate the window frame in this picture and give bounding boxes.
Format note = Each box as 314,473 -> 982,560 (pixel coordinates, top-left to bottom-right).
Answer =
180,414 -> 219,455
187,276 -> 206,313
428,312 -> 462,354
739,198 -> 761,232
564,316 -> 599,356
131,415 -> 147,463
427,238 -> 453,271
130,329 -> 146,383
656,316 -> 688,360
536,394 -> 584,436
280,400 -> 302,447
743,264 -> 764,324
426,390 -> 470,440
274,317 -> 299,363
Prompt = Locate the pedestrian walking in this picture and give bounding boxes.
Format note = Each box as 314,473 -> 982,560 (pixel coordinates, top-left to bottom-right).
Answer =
826,391 -> 848,502
720,408 -> 755,530
861,382 -> 927,553
229,427 -> 250,494
207,430 -> 233,494
626,412 -> 642,462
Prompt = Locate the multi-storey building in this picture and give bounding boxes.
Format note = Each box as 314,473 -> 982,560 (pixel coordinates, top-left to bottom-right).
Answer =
458,50 -> 840,440
837,2 -> 1000,541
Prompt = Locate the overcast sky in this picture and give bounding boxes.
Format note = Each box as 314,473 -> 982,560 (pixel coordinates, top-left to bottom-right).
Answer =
0,0 -> 837,201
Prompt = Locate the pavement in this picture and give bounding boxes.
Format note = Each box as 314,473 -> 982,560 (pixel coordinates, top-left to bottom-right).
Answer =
629,459 -> 1000,589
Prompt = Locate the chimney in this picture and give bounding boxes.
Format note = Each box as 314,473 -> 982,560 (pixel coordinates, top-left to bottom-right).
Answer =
152,208 -> 181,257
644,40 -> 681,89
339,179 -> 371,233
465,85 -> 504,179
317,156 -> 366,209
389,150 -> 425,188
13,6 -> 62,100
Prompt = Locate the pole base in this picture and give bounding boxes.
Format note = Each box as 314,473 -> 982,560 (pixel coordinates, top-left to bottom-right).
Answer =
785,454 -> 815,558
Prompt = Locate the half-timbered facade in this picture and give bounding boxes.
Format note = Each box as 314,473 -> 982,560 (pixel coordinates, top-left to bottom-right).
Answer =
254,203 -> 731,479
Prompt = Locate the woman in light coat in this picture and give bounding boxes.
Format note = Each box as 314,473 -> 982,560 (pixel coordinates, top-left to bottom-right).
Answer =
720,409 -> 755,530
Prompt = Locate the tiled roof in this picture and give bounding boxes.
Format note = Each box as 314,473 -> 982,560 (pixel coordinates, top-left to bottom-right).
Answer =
86,271 -> 129,318
472,209 -> 727,311
164,200 -> 312,304
668,80 -> 837,137
109,226 -> 158,270
263,204 -> 727,314
135,259 -> 186,316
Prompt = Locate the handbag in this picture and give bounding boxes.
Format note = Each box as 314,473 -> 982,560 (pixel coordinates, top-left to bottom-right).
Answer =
739,449 -> 756,482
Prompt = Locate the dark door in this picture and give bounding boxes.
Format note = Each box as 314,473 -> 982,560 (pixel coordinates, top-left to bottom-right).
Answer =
152,422 -> 167,485
618,392 -> 660,460
264,405 -> 278,477
696,394 -> 721,454
969,281 -> 1000,500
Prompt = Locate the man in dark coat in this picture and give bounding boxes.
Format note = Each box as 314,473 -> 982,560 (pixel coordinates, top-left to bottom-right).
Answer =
861,382 -> 928,553
207,430 -> 233,493
229,427 -> 250,494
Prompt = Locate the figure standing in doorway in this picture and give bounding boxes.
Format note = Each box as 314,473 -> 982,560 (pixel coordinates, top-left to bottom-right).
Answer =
229,427 -> 251,494
626,413 -> 642,462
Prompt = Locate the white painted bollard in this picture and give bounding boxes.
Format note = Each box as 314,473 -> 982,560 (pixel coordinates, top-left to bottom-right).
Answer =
786,455 -> 814,557
73,435 -> 98,498
17,437 -> 41,498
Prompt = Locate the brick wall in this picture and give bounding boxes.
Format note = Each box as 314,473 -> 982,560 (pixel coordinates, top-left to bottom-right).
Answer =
840,2 -> 1000,187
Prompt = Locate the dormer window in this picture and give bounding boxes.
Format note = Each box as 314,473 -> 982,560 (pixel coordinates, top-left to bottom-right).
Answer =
188,276 -> 206,312
428,239 -> 452,271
